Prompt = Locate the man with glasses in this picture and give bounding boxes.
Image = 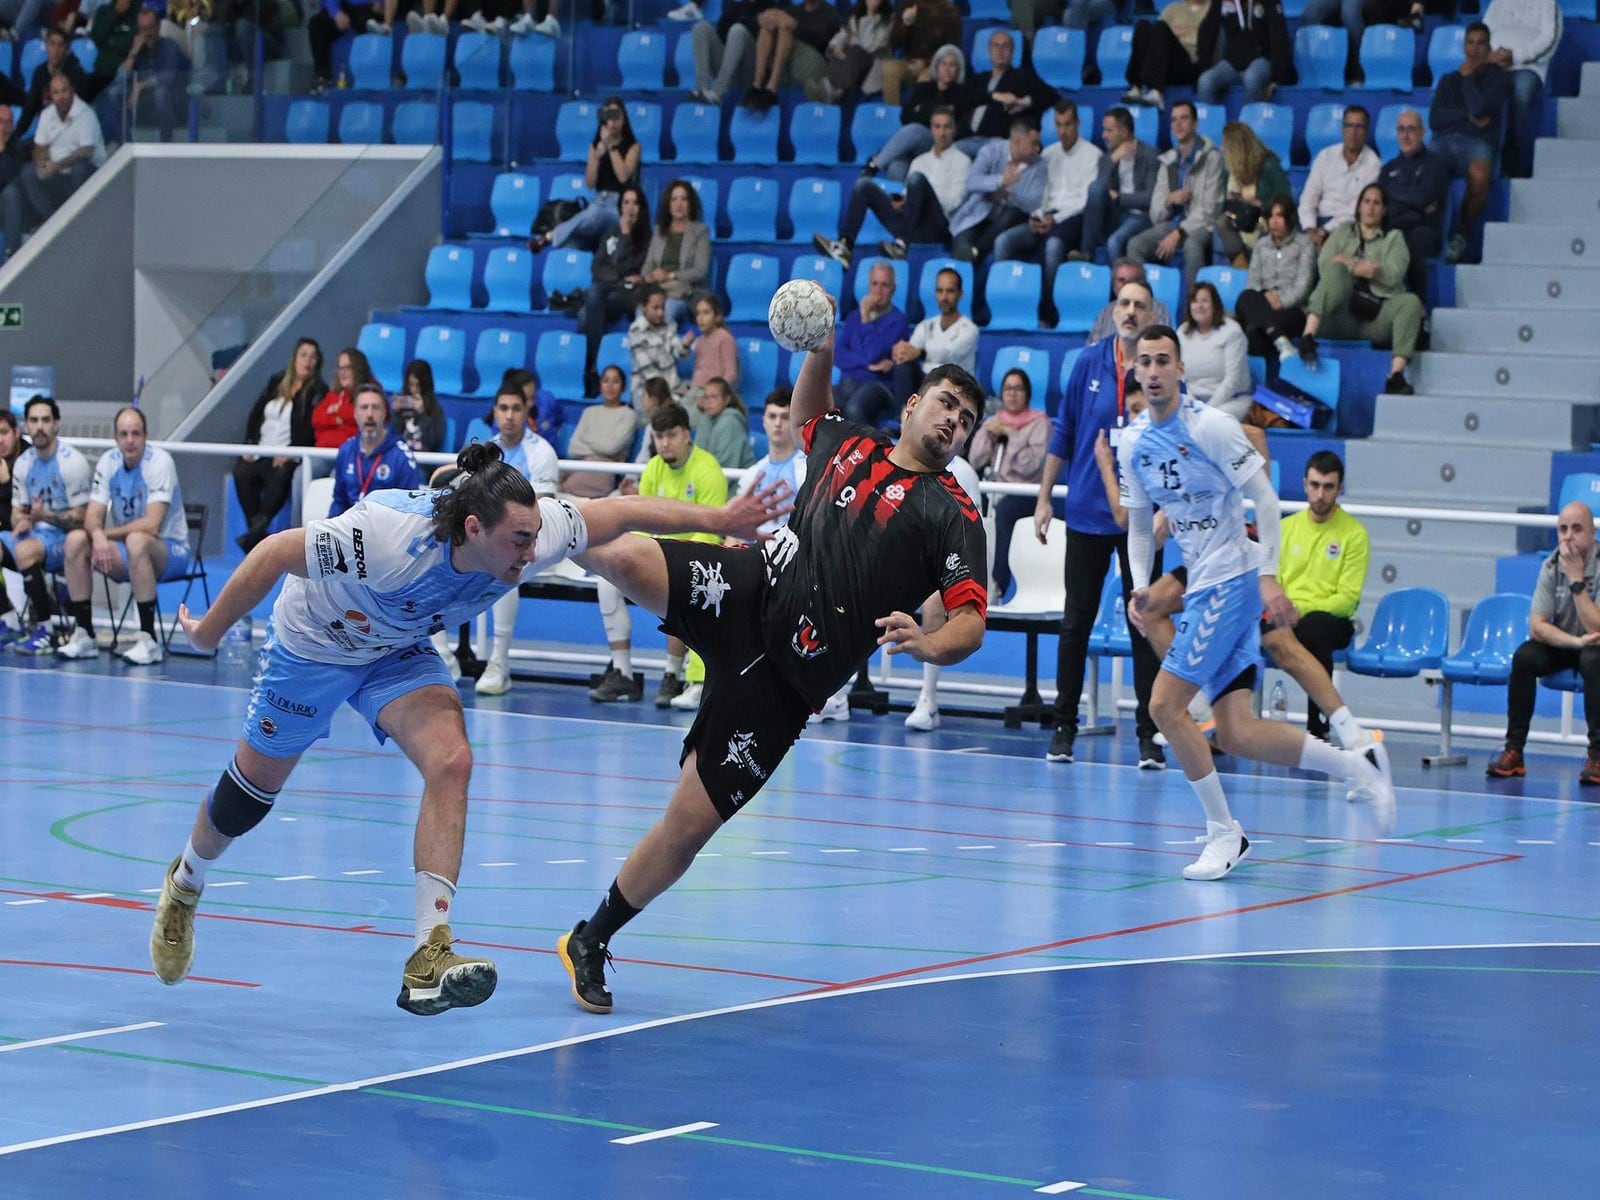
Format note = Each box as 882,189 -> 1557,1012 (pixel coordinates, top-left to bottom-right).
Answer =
1378,108 -> 1451,298
1297,103 -> 1379,250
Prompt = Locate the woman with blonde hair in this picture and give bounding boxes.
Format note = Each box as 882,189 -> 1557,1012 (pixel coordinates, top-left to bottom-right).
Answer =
1215,121 -> 1292,268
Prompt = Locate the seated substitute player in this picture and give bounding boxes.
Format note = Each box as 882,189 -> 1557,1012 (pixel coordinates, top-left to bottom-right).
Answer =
150,442 -> 791,1016
555,321 -> 989,1015
1118,325 -> 1394,881
58,406 -> 191,664
1,395 -> 93,650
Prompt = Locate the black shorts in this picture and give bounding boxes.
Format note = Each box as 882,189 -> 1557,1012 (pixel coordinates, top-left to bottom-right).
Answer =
658,539 -> 814,822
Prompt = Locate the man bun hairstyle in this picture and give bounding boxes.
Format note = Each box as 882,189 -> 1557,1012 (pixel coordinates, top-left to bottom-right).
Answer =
431,441 -> 537,547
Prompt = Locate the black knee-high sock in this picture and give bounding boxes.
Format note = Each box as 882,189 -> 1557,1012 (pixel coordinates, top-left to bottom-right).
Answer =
137,600 -> 157,637
68,599 -> 93,634
583,880 -> 641,946
21,566 -> 52,621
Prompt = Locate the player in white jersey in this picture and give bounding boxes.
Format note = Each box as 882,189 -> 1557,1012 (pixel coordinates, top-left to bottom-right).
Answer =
148,441 -> 791,1015
1,396 -> 93,650
1117,325 -> 1394,881
58,407 -> 191,664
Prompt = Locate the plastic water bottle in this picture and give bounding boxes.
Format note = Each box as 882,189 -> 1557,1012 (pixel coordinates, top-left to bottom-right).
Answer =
220,618 -> 253,670
1269,679 -> 1288,721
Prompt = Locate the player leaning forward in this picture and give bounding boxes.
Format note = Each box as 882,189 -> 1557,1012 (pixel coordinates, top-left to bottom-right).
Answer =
557,291 -> 990,1014
1119,325 -> 1394,881
150,442 -> 790,1014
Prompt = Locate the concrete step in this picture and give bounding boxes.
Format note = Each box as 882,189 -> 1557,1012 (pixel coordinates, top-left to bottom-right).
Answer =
1583,60 -> 1600,96
1357,510 -> 1521,556
1415,351 -> 1600,398
1532,137 -> 1600,179
1352,543 -> 1502,609
1429,307 -> 1600,356
1481,222 -> 1599,267
1372,392 -> 1585,450
1454,263 -> 1600,310
1556,96 -> 1600,139
1344,441 -> 1552,509
1506,176 -> 1600,223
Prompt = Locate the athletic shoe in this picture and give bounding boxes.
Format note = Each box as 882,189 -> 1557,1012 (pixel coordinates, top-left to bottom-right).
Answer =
1045,726 -> 1074,763
1119,87 -> 1143,105
665,1 -> 702,19
655,671 -> 685,708
1485,746 -> 1525,778
1347,741 -> 1396,832
813,233 -> 850,268
808,691 -> 850,724
475,661 -> 511,696
12,622 -> 57,655
0,615 -> 24,648
462,11 -> 489,30
149,856 -> 200,985
1144,88 -> 1164,111
366,19 -> 391,33
119,632 -> 164,665
424,13 -> 448,33
879,239 -> 907,260
55,626 -> 99,659
669,682 -> 703,710
508,12 -> 535,33
589,665 -> 642,702
905,698 -> 940,731
1137,736 -> 1165,769
396,924 -> 498,1016
1298,333 -> 1319,366
405,10 -> 426,31
557,920 -> 614,1013
531,14 -> 560,36
1384,371 -> 1414,395
1580,753 -> 1600,787
1182,820 -> 1250,881
1445,233 -> 1468,264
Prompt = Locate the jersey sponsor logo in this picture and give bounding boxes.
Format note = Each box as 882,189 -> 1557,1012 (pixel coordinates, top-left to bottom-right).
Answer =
945,553 -> 962,572
1230,449 -> 1258,471
722,731 -> 765,779
1171,515 -> 1220,533
689,559 -> 730,616
791,614 -> 827,659
262,688 -> 319,718
259,716 -> 278,737
377,464 -> 392,482
351,528 -> 369,579
344,609 -> 372,633
1325,541 -> 1341,558
1177,444 -> 1190,459
763,525 -> 799,585
884,483 -> 905,503
313,529 -> 346,577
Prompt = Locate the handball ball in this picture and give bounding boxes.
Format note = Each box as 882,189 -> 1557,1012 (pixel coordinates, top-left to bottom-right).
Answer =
767,279 -> 834,353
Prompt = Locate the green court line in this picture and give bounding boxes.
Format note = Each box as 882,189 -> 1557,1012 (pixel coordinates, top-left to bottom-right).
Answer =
362,1087 -> 1171,1198
0,1036 -> 326,1085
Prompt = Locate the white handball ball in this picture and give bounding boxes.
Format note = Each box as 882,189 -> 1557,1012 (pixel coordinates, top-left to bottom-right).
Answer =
767,279 -> 834,353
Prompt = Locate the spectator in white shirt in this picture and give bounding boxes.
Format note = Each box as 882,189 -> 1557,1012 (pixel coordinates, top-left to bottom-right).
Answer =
1177,281 -> 1251,420
1484,0 -> 1561,178
992,99 -> 1102,328
0,72 -> 105,261
890,266 -> 980,400
1297,103 -> 1379,249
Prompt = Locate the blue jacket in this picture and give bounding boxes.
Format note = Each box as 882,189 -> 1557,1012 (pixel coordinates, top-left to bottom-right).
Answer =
1046,336 -> 1130,536
835,306 -> 909,382
330,430 -> 423,517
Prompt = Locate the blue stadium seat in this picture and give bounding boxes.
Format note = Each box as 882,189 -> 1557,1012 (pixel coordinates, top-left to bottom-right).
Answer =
541,249 -> 593,305
547,172 -> 590,204
71,36 -> 97,73
983,261 -> 1043,331
1057,347 -> 1083,404
847,103 -> 900,163
0,43 -> 13,79
1304,102 -> 1347,162
358,322 -> 408,393
1239,102 -> 1292,164
726,252 -> 780,321
470,329 -> 528,397
1195,264 -> 1246,313
628,101 -> 663,164
556,101 -> 599,161
1193,102 -> 1225,147
420,244 -> 475,310
917,257 -> 974,319
401,32 -> 447,88
597,332 -> 630,381
509,33 -> 555,89
391,100 -> 439,145
534,330 -> 587,399
1346,588 -> 1450,678
726,177 -> 780,241
966,0 -> 1011,17
451,102 -> 495,162
1558,472 -> 1600,517
670,101 -> 721,162
1426,24 -> 1465,83
786,176 -> 840,244
487,173 -> 540,238
347,34 -> 392,89
1094,25 -> 1134,86
18,38 -> 45,84
990,345 -> 1050,406
1277,353 -> 1340,418
672,30 -> 696,90
850,256 -> 907,309
789,102 -> 841,166
457,417 -> 495,450
1440,594 -> 1530,688
1087,569 -> 1131,657
1142,263 -> 1182,324
969,25 -> 1023,70
737,337 -> 779,401
284,99 -> 330,144
617,29 -> 668,89
453,32 -> 502,89
790,254 -> 844,299
415,325 -> 467,395
1358,25 -> 1414,90
338,101 -> 385,144
728,106 -> 779,164
1374,103 -> 1408,162
1032,27 -> 1085,89
1051,261 -> 1110,333
1130,103 -> 1159,146
1294,25 -> 1344,90
482,247 -> 534,312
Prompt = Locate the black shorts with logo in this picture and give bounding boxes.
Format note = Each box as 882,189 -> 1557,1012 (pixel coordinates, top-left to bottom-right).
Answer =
658,539 -> 814,822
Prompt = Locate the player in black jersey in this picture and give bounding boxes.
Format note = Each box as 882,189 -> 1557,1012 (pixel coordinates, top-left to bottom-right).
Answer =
556,299 -> 989,1014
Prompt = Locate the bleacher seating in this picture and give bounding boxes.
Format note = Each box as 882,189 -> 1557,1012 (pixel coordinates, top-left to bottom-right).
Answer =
917,258 -> 974,318
1303,103 -> 1347,161
535,330 -> 587,398
509,34 -> 556,89
738,337 -> 779,401
339,101 -> 385,144
1032,28 -> 1086,89
671,102 -> 722,162
401,32 -> 448,89
392,101 -> 439,145
471,329 -> 527,397
348,34 -> 392,89
359,322 -> 408,393
629,101 -> 663,163
790,253 -> 845,298
556,101 -> 599,159
418,244 -> 475,310
1052,262 -> 1110,334
984,261 -> 1044,331
726,252 -> 780,320
787,177 -> 840,244
454,32 -> 503,89
847,103 -> 900,162
1294,25 -> 1345,89
486,173 -> 541,238
415,325 -> 467,394
1359,26 -> 1415,91
617,29 -> 668,90
790,103 -> 842,165
729,106 -> 780,163
991,345 -> 1050,403
1241,101 -> 1293,163
541,249 -> 592,307
1094,26 -> 1134,86
727,177 -> 780,241
482,247 -> 534,312
285,99 -> 330,144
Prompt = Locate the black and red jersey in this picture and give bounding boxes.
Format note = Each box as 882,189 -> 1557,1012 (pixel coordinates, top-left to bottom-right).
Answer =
760,412 -> 988,707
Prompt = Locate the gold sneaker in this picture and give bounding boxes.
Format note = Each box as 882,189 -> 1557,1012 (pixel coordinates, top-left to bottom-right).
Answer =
149,856 -> 200,985
396,924 -> 498,1016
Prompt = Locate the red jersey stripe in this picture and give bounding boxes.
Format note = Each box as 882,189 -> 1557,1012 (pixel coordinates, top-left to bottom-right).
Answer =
943,578 -> 988,621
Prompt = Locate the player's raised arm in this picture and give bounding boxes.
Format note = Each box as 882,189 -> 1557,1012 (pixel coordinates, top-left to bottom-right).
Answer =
574,476 -> 794,547
771,280 -> 839,432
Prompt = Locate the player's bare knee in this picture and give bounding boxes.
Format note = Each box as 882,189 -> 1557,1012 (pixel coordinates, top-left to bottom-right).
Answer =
428,739 -> 474,796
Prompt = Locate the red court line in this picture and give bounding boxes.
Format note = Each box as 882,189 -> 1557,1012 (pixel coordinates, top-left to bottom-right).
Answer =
806,853 -> 1523,994
0,959 -> 257,987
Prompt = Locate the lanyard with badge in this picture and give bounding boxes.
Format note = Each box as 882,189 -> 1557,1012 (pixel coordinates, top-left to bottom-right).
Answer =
1108,339 -> 1129,448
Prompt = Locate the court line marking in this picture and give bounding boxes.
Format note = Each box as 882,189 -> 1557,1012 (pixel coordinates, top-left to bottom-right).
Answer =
611,1121 -> 720,1145
0,1021 -> 164,1055
1035,1182 -> 1087,1195
3,941 -> 1595,1159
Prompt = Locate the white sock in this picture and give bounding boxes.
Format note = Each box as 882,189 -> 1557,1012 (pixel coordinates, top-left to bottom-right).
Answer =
1298,735 -> 1355,778
1190,771 -> 1233,827
415,870 -> 455,947
665,653 -> 685,676
612,647 -> 632,675
919,662 -> 940,706
1328,705 -> 1368,750
489,590 -> 519,667
176,837 -> 214,894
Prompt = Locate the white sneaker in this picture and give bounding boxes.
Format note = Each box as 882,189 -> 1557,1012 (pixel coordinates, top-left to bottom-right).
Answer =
808,691 -> 850,725
509,12 -> 535,33
482,15 -> 507,32
405,10 -> 426,32
463,11 -> 489,31
531,14 -> 560,36
119,632 -> 164,665
1182,820 -> 1250,881
905,698 -> 940,731
424,13 -> 449,33
367,19 -> 391,33
475,661 -> 511,696
1346,740 -> 1396,832
56,626 -> 100,659
669,682 -> 703,710
665,1 -> 702,19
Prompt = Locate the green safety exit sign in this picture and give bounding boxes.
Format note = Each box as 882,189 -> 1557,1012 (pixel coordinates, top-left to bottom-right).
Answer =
0,305 -> 21,330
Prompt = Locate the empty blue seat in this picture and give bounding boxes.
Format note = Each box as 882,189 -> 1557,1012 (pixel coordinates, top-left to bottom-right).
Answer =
726,177 -> 780,241
726,252 -> 780,321
541,249 -> 593,304
18,38 -> 45,84
1346,588 -> 1451,678
851,255 -> 907,308
596,332 -> 630,380
917,257 -> 974,319
789,254 -> 844,299
983,261 -> 1043,331
1240,101 -> 1293,163
737,337 -> 779,400
556,101 -> 599,160
284,99 -> 330,144
728,106 -> 778,163
420,244 -> 475,310
672,30 -> 697,90
1032,27 -> 1085,89
1294,25 -> 1344,89
509,33 -> 555,89
1558,472 -> 1600,517
338,100 -> 385,144
487,173 -> 540,237
1142,263 -> 1182,324
618,29 -> 668,89
482,246 -> 534,312
392,100 -> 439,145
451,101 -> 495,162
1426,24 -> 1465,83
1094,25 -> 1134,85
990,345 -> 1050,406
670,101 -> 721,162
1441,594 -> 1530,687
1087,569 -> 1131,656
786,176 -> 839,243
1193,101 -> 1225,147
1051,261 -> 1110,333
1358,25 -> 1414,90
1277,353 -> 1340,420
71,36 -> 97,74
1195,264 -> 1246,313
1304,102 -> 1347,162
847,103 -> 900,162
789,102 -> 841,165
534,330 -> 587,399
471,329 -> 528,397
628,101 -> 663,164
401,32 -> 447,88
348,33 -> 392,89
1057,347 -> 1082,404
453,32 -> 502,88
415,325 -> 467,395
358,322 -> 408,393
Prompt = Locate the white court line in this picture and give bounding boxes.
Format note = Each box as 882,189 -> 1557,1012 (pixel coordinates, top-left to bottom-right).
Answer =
819,848 -> 859,854
1447,839 -> 1484,844
750,851 -> 789,857
1026,842 -> 1064,848
957,844 -> 995,850
1095,842 -> 1133,848
947,746 -> 991,754
4,899 -> 45,906
1304,839 -> 1343,845
274,875 -> 315,881
0,1021 -> 164,1054
1516,840 -> 1555,845
208,881 -> 247,888
69,893 -> 112,900
544,859 -> 585,865
479,862 -> 518,868
886,847 -> 926,853
342,870 -> 381,876
611,1121 -> 719,1145
1035,1182 -> 1087,1195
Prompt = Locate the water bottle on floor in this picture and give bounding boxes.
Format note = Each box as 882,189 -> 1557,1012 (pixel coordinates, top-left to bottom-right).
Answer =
220,618 -> 253,671
1269,679 -> 1288,721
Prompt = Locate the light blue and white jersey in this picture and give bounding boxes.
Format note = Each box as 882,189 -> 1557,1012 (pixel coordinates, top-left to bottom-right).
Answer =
492,432 -> 560,495
1116,397 -> 1265,593
273,487 -> 589,665
13,440 -> 92,515
737,450 -> 806,536
90,445 -> 189,544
